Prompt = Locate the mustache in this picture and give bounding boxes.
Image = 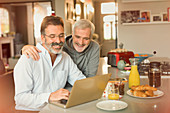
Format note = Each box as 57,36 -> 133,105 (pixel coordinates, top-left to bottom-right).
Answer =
51,42 -> 64,46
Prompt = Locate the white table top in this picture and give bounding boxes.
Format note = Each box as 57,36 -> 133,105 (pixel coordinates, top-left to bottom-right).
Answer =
40,66 -> 170,113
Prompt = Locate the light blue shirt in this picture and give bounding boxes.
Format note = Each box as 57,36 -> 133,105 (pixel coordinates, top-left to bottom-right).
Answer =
14,43 -> 86,111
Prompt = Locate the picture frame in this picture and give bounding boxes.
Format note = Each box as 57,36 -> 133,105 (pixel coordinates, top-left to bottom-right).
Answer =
121,10 -> 140,24
140,10 -> 151,22
162,12 -> 168,22
168,7 -> 170,21
151,14 -> 162,22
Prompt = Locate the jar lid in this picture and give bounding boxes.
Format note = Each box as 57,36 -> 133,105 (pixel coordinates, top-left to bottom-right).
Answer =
150,62 -> 161,67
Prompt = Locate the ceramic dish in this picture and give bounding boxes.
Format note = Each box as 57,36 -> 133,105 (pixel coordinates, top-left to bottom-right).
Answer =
126,89 -> 164,98
96,100 -> 128,111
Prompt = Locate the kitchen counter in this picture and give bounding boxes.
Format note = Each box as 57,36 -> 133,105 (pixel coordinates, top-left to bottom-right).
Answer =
40,58 -> 170,113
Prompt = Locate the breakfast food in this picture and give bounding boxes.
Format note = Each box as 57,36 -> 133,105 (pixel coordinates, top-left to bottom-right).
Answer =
108,94 -> 119,100
134,54 -> 148,57
134,54 -> 140,57
130,85 -> 157,97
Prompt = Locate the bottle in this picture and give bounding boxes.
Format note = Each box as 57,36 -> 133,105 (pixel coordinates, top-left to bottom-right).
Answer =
129,58 -> 140,88
148,62 -> 161,87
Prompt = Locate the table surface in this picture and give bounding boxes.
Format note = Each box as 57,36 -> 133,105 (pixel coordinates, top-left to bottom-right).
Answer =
40,58 -> 170,113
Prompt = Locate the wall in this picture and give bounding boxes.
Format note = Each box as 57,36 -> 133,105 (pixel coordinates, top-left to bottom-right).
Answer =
94,0 -> 116,57
15,6 -> 28,44
118,1 -> 170,57
27,4 -> 34,45
54,0 -> 73,35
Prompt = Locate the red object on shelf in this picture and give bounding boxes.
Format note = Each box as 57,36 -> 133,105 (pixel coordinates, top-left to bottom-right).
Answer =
107,51 -> 134,66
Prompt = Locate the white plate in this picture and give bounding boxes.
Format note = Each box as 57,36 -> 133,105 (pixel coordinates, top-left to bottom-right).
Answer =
96,100 -> 128,111
126,89 -> 164,98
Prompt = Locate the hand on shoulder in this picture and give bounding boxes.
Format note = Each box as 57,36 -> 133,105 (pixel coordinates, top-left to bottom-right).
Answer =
22,45 -> 41,61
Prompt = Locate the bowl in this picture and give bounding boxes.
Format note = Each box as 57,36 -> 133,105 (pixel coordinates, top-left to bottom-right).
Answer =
134,53 -> 153,63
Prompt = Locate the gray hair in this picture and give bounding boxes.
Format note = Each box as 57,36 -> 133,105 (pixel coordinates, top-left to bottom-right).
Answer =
72,19 -> 95,38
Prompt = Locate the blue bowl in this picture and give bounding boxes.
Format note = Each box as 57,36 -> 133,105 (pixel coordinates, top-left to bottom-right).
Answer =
134,53 -> 153,63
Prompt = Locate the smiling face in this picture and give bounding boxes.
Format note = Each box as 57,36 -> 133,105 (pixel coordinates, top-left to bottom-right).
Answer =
72,28 -> 91,52
41,25 -> 65,54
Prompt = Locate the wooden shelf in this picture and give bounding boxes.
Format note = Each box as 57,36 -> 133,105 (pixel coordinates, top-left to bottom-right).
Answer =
121,0 -> 169,3
122,22 -> 170,25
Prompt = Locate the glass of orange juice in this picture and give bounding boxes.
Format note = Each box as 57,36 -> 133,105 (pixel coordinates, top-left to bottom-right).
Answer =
108,83 -> 119,100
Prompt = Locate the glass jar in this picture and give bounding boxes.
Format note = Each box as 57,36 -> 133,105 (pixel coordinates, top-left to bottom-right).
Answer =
108,82 -> 119,100
109,78 -> 127,95
148,62 -> 161,87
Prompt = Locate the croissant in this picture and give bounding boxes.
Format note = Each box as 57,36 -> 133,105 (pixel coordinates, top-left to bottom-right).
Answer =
132,85 -> 157,91
130,85 -> 157,97
145,90 -> 154,97
133,90 -> 147,97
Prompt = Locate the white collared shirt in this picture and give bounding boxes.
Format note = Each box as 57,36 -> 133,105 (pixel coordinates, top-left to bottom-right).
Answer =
14,43 -> 86,111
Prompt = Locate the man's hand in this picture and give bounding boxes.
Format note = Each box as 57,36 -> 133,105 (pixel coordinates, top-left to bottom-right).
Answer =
49,88 -> 70,102
22,45 -> 41,61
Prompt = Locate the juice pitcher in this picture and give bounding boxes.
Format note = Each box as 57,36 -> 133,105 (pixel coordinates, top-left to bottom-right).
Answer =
129,58 -> 140,88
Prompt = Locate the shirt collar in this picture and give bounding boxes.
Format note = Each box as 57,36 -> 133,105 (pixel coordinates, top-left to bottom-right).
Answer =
36,43 -> 48,55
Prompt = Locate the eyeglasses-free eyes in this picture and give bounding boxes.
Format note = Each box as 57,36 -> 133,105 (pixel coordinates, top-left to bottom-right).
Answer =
45,33 -> 65,39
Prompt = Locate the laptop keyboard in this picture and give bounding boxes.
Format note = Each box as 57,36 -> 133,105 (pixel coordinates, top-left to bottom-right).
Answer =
60,99 -> 68,105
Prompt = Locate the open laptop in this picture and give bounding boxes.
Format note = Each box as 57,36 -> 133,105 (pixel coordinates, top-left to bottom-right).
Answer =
50,73 -> 111,108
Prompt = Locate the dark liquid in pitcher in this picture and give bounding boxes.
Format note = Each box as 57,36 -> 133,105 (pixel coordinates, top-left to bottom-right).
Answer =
114,83 -> 124,95
148,72 -> 161,87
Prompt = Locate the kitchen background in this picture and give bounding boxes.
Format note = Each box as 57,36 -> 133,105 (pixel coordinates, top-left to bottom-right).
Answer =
0,0 -> 170,63
118,0 -> 170,58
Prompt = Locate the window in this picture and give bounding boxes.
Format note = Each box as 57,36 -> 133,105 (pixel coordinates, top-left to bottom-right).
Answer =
101,2 -> 118,40
104,22 -> 111,40
34,2 -> 52,40
0,8 -> 9,35
103,15 -> 116,40
101,2 -> 115,14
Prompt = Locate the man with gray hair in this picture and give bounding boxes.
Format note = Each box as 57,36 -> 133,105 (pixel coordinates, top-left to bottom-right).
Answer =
22,19 -> 100,77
